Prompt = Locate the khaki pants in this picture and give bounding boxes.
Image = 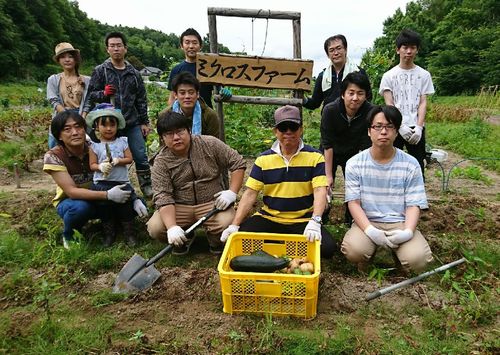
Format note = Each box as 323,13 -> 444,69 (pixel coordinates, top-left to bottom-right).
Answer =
147,201 -> 235,248
341,222 -> 433,272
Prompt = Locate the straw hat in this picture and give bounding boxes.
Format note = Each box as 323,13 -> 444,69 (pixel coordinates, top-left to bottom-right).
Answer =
53,42 -> 80,62
86,103 -> 126,130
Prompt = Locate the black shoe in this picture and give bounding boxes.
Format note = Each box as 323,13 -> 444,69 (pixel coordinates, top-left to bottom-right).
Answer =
122,221 -> 138,247
209,243 -> 224,255
102,220 -> 116,248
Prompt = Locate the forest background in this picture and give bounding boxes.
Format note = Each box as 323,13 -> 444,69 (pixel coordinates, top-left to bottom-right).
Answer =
0,0 -> 498,95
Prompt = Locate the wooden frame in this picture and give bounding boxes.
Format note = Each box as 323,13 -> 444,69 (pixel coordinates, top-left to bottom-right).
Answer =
207,7 -> 304,142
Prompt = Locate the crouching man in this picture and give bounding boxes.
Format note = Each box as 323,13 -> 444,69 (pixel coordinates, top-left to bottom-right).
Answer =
341,105 -> 433,272
146,111 -> 246,255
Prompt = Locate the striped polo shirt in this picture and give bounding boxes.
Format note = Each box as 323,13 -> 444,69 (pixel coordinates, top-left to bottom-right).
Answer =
345,148 -> 428,223
246,140 -> 327,223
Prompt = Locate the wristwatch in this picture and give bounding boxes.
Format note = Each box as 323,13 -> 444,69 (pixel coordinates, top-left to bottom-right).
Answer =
311,215 -> 322,224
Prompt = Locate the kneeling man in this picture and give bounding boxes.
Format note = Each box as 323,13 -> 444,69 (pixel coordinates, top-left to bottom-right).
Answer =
341,105 -> 433,272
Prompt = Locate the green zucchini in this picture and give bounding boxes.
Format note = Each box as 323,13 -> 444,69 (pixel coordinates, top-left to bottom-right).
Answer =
230,250 -> 289,273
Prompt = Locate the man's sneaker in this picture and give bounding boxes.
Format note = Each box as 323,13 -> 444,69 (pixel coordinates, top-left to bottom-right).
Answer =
209,243 -> 224,255
172,233 -> 196,256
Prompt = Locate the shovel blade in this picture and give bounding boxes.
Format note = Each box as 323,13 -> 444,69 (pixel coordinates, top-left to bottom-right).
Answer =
112,253 -> 161,294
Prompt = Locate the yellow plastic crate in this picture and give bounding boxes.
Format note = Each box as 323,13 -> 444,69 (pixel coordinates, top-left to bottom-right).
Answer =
218,232 -> 320,319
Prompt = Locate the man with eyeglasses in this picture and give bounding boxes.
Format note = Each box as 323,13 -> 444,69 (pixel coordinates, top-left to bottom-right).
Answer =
220,105 -> 336,259
83,31 -> 153,198
341,105 -> 433,273
303,34 -> 372,112
146,111 -> 246,255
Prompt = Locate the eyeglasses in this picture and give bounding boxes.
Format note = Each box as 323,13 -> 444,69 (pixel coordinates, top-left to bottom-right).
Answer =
370,124 -> 396,131
164,128 -> 188,138
277,122 -> 301,133
108,44 -> 124,49
328,45 -> 345,54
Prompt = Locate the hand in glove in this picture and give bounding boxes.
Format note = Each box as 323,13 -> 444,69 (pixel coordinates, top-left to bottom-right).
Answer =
107,184 -> 131,203
167,225 -> 187,246
112,157 -> 120,166
219,87 -> 232,100
386,228 -> 413,245
103,84 -> 116,97
214,190 -> 237,210
408,125 -> 423,145
398,124 -> 414,141
304,220 -> 322,242
302,97 -> 309,106
133,199 -> 148,218
364,225 -> 397,249
220,224 -> 239,243
98,162 -> 113,176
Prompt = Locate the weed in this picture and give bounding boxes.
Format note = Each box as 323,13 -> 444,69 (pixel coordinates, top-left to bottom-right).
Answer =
90,290 -> 129,308
367,266 -> 395,286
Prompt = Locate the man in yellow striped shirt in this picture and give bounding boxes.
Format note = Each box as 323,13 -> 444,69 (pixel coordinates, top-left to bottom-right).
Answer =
221,106 -> 335,258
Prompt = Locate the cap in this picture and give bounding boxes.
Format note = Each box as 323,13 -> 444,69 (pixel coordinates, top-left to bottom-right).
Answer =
274,105 -> 302,126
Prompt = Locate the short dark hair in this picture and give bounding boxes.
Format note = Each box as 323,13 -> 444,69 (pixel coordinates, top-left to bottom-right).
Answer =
171,72 -> 200,92
324,34 -> 347,54
395,29 -> 421,49
180,28 -> 202,46
157,111 -> 192,137
105,32 -> 127,47
51,110 -> 86,146
341,72 -> 371,96
92,115 -> 118,130
366,105 -> 403,130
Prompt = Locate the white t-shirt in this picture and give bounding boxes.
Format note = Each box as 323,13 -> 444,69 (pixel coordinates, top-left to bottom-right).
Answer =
379,65 -> 435,127
90,136 -> 130,183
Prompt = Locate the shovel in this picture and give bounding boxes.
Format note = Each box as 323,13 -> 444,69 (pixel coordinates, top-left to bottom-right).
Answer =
112,208 -> 220,294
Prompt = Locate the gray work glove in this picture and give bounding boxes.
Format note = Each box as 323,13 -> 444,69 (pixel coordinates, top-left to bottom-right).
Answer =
167,225 -> 187,246
364,225 -> 397,249
398,124 -> 414,141
133,199 -> 148,218
214,190 -> 237,210
304,220 -> 322,242
220,224 -> 239,243
386,228 -> 414,245
408,125 -> 423,145
106,184 -> 131,203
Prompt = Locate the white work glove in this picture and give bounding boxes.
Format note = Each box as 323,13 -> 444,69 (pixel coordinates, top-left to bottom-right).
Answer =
304,220 -> 322,242
386,228 -> 414,245
112,157 -> 120,166
167,225 -> 187,246
220,224 -> 240,243
408,125 -> 423,145
398,124 -> 414,141
106,184 -> 131,203
98,162 -> 113,175
364,225 -> 397,249
133,199 -> 148,218
213,190 -> 237,210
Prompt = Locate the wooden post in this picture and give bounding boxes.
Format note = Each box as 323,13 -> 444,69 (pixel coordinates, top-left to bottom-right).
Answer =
13,163 -> 21,188
292,18 -> 303,110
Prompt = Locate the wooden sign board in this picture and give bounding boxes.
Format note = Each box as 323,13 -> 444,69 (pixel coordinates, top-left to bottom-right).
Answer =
196,53 -> 313,91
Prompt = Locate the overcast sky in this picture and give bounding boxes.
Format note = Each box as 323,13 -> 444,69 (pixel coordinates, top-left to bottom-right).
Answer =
77,0 -> 411,75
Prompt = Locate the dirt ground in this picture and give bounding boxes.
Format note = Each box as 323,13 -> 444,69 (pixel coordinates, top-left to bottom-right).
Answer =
0,148 -> 498,352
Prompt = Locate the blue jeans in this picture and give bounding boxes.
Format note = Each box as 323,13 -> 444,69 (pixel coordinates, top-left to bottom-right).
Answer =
56,199 -> 97,240
122,125 -> 149,171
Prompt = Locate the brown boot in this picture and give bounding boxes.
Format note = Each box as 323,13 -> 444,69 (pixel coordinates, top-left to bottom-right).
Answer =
122,220 -> 138,247
102,220 -> 116,248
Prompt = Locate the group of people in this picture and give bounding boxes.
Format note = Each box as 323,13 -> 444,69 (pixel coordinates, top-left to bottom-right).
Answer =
43,27 -> 434,273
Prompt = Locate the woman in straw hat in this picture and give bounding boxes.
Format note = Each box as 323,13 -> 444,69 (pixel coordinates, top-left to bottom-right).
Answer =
46,42 -> 90,148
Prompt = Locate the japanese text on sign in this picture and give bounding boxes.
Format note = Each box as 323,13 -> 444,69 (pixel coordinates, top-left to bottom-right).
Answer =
197,53 -> 313,91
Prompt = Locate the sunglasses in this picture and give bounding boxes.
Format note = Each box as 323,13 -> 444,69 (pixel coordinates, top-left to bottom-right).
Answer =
277,122 -> 301,133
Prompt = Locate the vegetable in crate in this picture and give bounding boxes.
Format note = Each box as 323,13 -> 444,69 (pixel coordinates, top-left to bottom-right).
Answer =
230,250 -> 289,273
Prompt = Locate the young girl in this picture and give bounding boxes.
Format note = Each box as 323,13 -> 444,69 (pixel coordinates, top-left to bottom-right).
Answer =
86,103 -> 148,247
